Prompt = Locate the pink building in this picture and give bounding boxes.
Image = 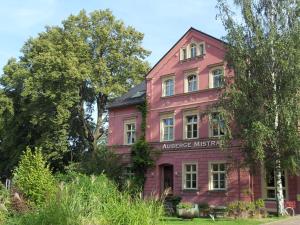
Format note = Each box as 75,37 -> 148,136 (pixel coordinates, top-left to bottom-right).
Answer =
108,28 -> 300,213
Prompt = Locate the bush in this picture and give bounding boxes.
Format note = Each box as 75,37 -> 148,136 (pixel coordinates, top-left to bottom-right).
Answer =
226,199 -> 266,218
13,147 -> 56,207
0,183 -> 10,224
15,173 -> 164,225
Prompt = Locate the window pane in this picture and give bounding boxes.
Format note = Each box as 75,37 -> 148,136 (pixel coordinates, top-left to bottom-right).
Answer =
192,180 -> 196,188
220,180 -> 225,189
191,164 -> 196,172
213,173 -> 218,181
212,164 -> 218,171
266,171 -> 275,187
213,180 -> 219,189
219,164 -> 225,171
192,173 -> 196,181
186,165 -> 191,172
220,173 -> 225,181
267,189 -> 276,199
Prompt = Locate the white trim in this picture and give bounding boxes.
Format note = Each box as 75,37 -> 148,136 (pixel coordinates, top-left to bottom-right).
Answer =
208,112 -> 225,138
123,118 -> 136,145
184,69 -> 199,93
182,161 -> 198,190
182,110 -> 199,140
161,75 -> 175,97
208,161 -> 227,191
160,113 -> 175,142
209,66 -> 225,89
261,165 -> 289,200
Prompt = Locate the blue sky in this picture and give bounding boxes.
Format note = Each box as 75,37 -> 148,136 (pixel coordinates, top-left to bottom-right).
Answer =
0,0 -> 229,73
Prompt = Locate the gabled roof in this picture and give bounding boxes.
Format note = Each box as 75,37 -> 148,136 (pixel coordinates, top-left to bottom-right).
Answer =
146,27 -> 226,77
107,81 -> 146,109
108,27 -> 226,110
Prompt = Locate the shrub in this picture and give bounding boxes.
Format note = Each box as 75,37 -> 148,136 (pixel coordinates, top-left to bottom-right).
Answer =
177,202 -> 194,209
0,183 -> 10,224
15,173 -> 164,225
226,199 -> 266,218
13,147 -> 56,207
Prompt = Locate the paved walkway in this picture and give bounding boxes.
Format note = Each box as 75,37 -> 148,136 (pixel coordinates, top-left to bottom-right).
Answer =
264,216 -> 300,225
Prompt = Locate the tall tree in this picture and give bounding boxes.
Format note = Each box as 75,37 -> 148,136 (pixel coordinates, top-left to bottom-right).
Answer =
217,0 -> 300,215
0,9 -> 150,176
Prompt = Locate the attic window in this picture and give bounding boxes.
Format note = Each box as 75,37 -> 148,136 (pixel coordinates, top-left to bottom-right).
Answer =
131,91 -> 145,98
180,41 -> 206,61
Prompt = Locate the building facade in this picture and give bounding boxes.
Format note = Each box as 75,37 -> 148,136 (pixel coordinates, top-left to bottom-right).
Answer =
108,28 -> 300,213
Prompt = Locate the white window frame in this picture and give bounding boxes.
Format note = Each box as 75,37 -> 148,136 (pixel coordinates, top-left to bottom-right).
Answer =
184,70 -> 199,93
162,76 -> 175,97
124,119 -> 136,145
209,112 -> 225,137
180,47 -> 187,61
183,110 -> 199,140
182,162 -> 198,190
123,165 -> 135,179
160,113 -> 175,142
208,162 -> 227,191
199,42 -> 206,56
209,66 -> 224,89
190,43 -> 197,58
261,167 -> 288,200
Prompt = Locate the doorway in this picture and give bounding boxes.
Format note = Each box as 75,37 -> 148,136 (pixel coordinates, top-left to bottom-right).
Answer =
161,164 -> 174,195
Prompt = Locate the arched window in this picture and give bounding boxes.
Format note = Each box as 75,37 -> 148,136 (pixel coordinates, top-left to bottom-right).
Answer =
190,43 -> 197,58
187,74 -> 197,92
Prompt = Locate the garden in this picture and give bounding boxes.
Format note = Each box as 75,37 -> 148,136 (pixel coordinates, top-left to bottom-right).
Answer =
0,148 -> 288,225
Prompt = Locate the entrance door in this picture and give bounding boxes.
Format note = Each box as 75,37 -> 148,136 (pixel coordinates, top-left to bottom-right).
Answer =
162,165 -> 174,194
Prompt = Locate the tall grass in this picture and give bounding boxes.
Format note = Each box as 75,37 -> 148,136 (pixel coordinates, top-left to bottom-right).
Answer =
10,174 -> 164,225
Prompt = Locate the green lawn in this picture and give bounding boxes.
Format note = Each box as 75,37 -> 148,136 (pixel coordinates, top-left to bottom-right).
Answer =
160,217 -> 282,225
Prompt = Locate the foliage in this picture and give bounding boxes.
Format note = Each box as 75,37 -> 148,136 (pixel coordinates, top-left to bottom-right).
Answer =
13,147 -> 56,207
217,0 -> 300,215
226,200 -> 266,218
177,202 -> 194,210
131,139 -> 155,190
11,174 -> 164,225
75,145 -> 123,183
0,183 -> 10,225
0,9 -> 150,177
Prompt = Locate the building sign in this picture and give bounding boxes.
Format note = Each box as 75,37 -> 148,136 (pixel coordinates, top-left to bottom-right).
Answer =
161,139 -> 220,151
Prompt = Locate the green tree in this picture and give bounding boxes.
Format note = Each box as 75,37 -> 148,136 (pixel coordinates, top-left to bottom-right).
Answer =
13,147 -> 56,207
0,9 -> 150,176
217,0 -> 300,215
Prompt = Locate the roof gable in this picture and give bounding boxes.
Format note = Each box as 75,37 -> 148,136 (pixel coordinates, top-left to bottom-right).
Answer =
147,27 -> 226,79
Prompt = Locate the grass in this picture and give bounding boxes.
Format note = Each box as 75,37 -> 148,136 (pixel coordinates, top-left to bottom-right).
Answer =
160,216 -> 282,225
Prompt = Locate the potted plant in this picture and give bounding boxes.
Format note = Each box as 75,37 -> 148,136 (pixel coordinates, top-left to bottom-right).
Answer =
177,202 -> 197,220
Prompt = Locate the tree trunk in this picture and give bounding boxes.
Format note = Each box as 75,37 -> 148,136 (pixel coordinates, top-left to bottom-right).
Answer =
275,158 -> 285,216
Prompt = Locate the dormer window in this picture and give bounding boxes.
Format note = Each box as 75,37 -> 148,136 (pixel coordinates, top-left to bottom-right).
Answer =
180,41 -> 206,61
190,43 -> 197,58
199,42 -> 205,55
182,48 -> 187,60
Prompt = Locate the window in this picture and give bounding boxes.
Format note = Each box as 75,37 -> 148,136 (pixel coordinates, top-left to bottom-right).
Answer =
124,120 -> 136,145
210,112 -> 225,137
212,69 -> 224,88
199,43 -> 205,55
183,163 -> 197,190
162,77 -> 175,97
265,169 -> 287,199
186,115 -> 198,139
210,163 -> 226,190
190,43 -> 197,58
161,117 -> 174,141
187,74 -> 198,92
182,48 -> 187,60
123,166 -> 134,179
